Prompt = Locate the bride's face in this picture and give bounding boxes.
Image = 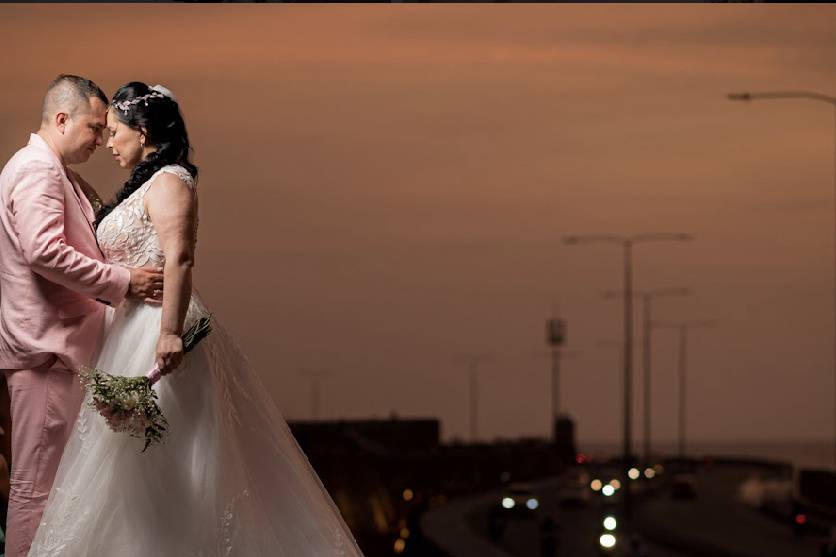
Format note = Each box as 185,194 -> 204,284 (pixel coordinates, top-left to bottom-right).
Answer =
106,109 -> 145,169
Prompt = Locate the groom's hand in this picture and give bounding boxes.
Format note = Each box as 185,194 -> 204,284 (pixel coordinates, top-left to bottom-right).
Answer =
127,267 -> 164,301
156,333 -> 184,375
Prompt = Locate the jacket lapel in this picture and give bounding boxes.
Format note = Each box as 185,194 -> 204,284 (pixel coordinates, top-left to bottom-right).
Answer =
64,171 -> 96,226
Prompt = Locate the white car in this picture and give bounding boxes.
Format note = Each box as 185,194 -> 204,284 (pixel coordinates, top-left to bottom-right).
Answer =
500,483 -> 540,516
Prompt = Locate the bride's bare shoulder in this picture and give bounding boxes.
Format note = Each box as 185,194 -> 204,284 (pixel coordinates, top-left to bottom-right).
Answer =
145,168 -> 197,219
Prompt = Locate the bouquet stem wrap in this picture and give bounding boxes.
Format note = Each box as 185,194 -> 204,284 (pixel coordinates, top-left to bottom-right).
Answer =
79,315 -> 213,451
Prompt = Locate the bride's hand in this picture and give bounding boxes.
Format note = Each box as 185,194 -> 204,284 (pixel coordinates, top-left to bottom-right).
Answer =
155,333 -> 184,375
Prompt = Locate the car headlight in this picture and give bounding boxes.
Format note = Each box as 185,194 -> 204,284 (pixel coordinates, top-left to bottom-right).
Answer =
599,533 -> 617,549
501,497 -> 515,509
526,497 -> 539,510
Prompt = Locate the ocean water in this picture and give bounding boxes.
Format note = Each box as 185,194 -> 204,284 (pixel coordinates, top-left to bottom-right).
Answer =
578,439 -> 834,470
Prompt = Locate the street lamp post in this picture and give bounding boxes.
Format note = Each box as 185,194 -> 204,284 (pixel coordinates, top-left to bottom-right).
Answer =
453,354 -> 491,443
728,90 -> 836,467
470,360 -> 478,442
546,315 -> 567,439
604,287 -> 691,466
300,369 -> 331,420
549,348 -> 581,441
653,320 -> 715,459
520,348 -> 582,442
564,233 -> 692,518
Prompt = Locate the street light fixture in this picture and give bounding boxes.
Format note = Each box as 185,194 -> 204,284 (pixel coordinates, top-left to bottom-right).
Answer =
565,232 -> 692,518
728,89 -> 836,467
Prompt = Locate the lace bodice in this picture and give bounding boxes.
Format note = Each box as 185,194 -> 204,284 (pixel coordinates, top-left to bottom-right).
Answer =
97,165 -> 197,268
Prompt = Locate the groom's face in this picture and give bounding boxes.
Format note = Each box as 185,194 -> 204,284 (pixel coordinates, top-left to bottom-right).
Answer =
63,96 -> 107,165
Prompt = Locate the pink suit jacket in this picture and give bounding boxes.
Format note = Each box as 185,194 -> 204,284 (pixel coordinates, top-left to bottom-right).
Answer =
0,134 -> 130,371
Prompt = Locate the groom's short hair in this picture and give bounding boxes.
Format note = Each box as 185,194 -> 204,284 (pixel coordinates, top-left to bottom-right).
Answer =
41,74 -> 108,124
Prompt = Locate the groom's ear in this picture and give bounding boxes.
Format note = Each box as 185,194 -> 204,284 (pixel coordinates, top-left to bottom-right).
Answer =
55,111 -> 70,134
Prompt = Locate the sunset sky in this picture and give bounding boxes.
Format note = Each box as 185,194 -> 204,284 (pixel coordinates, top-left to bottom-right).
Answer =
1,4 -> 836,449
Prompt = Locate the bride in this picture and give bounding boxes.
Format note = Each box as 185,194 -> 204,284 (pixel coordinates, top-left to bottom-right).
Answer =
28,82 -> 364,557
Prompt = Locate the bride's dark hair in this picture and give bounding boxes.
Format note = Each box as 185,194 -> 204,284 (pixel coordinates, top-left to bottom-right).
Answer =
95,81 -> 198,228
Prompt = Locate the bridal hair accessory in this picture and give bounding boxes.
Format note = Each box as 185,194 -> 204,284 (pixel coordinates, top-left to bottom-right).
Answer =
79,315 -> 213,451
149,84 -> 177,102
112,91 -> 164,113
112,84 -> 176,113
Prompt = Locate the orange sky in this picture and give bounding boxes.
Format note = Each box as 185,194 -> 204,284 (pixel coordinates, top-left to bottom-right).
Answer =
1,4 -> 836,447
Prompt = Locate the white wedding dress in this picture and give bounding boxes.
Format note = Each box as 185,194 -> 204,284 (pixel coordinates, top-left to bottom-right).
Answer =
28,165 -> 364,557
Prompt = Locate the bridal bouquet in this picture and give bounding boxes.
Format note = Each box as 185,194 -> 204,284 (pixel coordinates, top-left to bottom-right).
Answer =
79,315 -> 213,451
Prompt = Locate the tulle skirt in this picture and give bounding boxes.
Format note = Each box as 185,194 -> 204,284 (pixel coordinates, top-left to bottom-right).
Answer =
28,296 -> 363,557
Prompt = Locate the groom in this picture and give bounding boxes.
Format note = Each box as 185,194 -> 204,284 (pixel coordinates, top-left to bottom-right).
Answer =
0,75 -> 164,557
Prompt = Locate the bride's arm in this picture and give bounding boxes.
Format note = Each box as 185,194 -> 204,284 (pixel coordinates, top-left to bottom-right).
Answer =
145,172 -> 198,374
